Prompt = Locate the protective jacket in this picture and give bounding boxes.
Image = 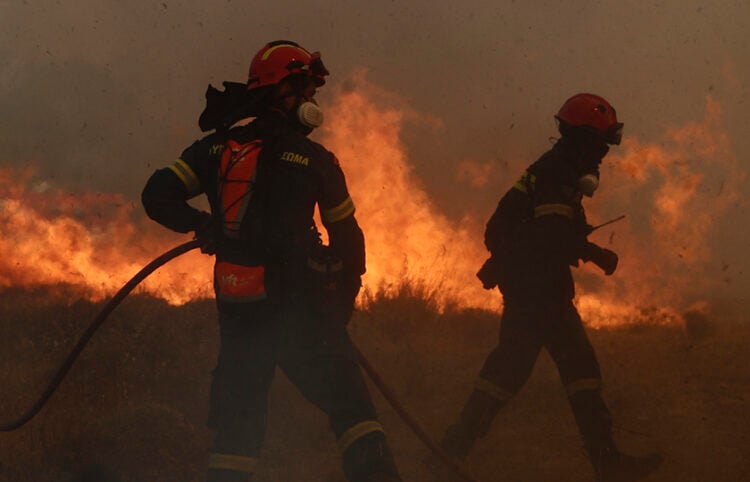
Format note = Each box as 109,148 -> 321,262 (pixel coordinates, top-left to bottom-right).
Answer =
141,112 -> 399,482
444,138 -> 616,471
141,111 -> 365,309
481,138 -> 593,300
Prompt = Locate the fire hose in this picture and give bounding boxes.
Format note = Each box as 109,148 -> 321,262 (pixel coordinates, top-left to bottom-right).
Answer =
0,240 -> 478,481
0,240 -> 201,432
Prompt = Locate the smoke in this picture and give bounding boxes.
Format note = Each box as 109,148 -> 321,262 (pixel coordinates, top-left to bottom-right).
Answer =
319,79 -> 744,324
577,95 -> 745,325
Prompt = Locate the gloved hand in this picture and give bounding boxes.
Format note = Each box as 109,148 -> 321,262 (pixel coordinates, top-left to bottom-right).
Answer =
193,211 -> 216,255
476,256 -> 502,290
338,275 -> 362,325
595,248 -> 618,275
582,242 -> 618,275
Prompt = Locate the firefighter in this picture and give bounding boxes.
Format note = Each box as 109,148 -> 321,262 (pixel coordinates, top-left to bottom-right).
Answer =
141,40 -> 401,482
442,94 -> 662,481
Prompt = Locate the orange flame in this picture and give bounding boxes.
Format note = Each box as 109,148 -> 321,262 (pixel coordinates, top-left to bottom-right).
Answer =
0,167 -> 211,304
0,79 -> 741,328
321,80 -> 742,326
319,76 -> 500,312
578,96 -> 742,326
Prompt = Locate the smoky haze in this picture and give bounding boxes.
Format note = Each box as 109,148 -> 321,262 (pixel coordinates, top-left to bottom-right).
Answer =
1,0 -> 748,304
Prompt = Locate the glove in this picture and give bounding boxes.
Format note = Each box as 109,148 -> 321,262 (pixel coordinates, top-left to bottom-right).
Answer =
595,248 -> 618,275
193,211 -> 216,255
583,242 -> 618,275
476,256 -> 502,290
338,275 -> 362,325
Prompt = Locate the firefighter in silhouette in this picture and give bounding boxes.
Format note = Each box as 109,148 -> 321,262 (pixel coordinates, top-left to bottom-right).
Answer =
442,94 -> 662,481
141,40 -> 401,482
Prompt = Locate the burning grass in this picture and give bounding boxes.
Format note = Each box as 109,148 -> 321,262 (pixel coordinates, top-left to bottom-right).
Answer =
1,286 -> 748,481
0,84 -> 742,325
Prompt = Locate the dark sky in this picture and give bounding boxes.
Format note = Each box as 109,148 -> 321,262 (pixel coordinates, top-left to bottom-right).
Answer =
2,0 -> 748,301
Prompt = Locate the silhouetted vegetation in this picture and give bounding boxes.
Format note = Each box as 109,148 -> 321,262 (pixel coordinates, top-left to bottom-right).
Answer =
1,287 -> 748,481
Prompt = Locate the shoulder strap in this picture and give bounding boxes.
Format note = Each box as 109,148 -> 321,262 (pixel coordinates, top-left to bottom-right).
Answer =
217,138 -> 264,238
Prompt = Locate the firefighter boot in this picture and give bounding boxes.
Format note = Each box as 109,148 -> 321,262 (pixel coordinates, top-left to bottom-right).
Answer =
355,474 -> 402,482
441,389 -> 506,460
206,468 -> 252,482
569,389 -> 661,481
592,448 -> 663,482
342,431 -> 402,482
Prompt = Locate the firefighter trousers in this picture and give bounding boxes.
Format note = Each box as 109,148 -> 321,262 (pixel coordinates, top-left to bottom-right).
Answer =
466,296 -> 613,454
205,299 -> 400,482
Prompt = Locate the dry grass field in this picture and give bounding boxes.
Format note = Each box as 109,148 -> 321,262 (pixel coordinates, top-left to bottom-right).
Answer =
1,286 -> 748,481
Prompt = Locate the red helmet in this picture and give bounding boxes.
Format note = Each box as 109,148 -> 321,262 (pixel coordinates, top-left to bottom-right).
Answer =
247,40 -> 329,91
555,93 -> 623,145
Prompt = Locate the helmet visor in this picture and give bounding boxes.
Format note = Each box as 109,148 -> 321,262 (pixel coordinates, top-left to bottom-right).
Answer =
309,51 -> 329,86
606,122 -> 624,145
285,52 -> 328,87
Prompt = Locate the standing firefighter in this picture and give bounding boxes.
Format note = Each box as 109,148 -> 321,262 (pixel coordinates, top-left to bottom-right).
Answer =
141,40 -> 401,482
442,94 -> 662,481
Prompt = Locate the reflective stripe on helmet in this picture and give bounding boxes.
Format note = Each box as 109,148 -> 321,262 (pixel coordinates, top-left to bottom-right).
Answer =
321,196 -> 355,223
337,420 -> 384,453
533,203 -> 575,219
261,43 -> 306,61
208,453 -> 259,473
248,41 -> 327,90
168,159 -> 201,197
566,378 -> 602,397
